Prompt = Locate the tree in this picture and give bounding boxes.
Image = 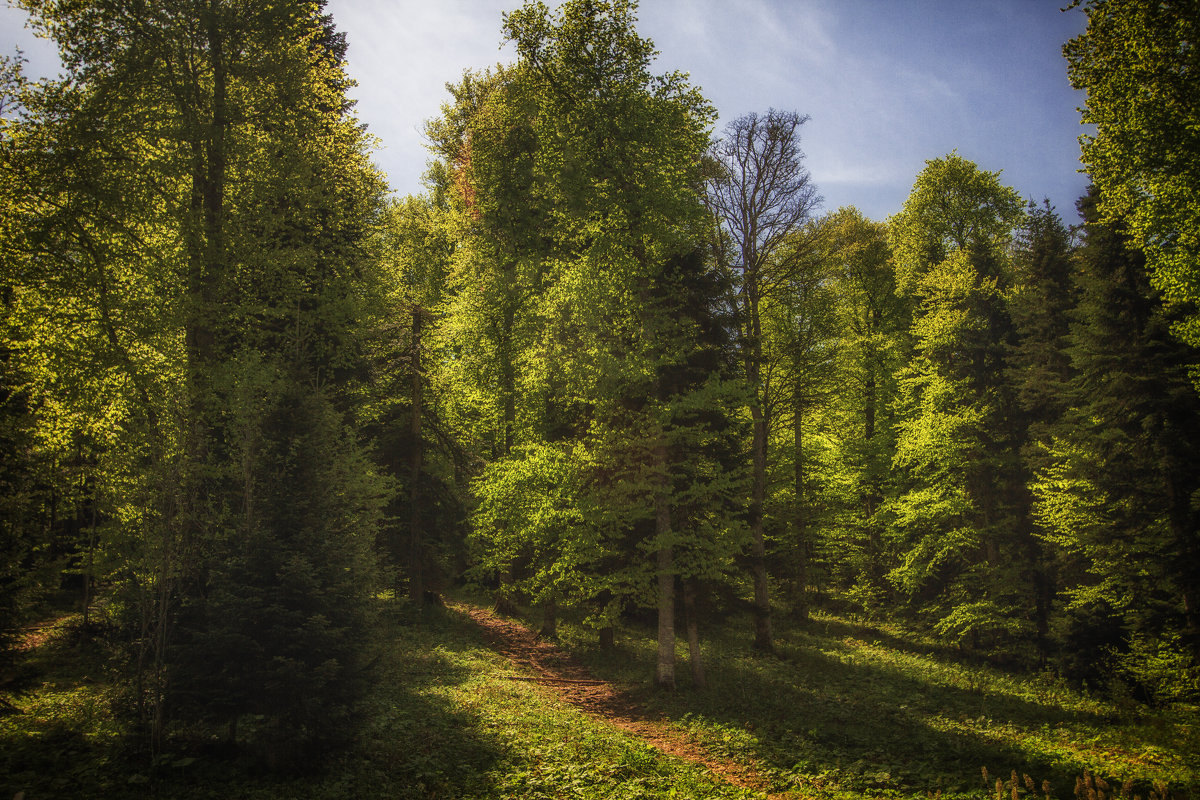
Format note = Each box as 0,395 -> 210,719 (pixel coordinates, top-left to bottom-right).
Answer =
8,0 -> 387,759
1006,200 -> 1077,653
493,0 -> 725,688
760,221 -> 841,620
1064,0 -> 1200,378
1035,188 -> 1200,700
426,64 -> 556,615
369,195 -> 457,605
705,108 -> 820,651
886,153 -> 1029,648
810,208 -> 905,614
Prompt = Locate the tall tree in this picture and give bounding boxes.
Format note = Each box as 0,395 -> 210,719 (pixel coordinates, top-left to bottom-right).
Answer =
1064,0 -> 1200,378
705,108 -> 820,651
8,0 -> 387,759
498,0 -> 722,688
1035,188 -> 1200,699
761,222 -> 841,620
426,64 -> 555,615
886,153 -> 1028,648
808,207 -> 905,614
1007,200 -> 1077,654
369,195 -> 457,605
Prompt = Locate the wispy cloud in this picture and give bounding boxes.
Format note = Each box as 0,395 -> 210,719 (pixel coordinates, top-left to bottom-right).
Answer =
2,0 -> 1090,221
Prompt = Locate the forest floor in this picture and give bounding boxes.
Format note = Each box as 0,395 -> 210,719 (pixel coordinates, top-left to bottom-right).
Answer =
1,595 -> 1198,799
453,601 -> 778,795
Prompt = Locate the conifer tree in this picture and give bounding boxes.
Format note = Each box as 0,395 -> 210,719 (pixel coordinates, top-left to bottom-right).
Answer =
1035,188 -> 1200,699
1007,200 -> 1077,652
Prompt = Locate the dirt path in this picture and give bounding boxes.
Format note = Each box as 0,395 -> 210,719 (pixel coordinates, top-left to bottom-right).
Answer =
451,602 -> 782,797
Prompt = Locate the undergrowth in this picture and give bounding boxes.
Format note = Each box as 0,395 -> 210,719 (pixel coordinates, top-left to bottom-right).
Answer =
4,596 -> 1197,799
0,600 -> 755,799
545,604 -> 1200,800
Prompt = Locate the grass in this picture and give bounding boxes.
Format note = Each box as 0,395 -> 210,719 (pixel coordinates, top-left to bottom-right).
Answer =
2,596 -> 1197,799
0,600 -> 757,799
547,605 -> 1200,800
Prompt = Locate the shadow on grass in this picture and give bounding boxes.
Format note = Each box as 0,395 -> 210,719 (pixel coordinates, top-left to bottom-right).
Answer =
1,601 -> 513,800
564,612 -> 1195,799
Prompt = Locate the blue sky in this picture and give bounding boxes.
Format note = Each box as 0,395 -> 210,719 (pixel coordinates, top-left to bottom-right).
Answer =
2,0 -> 1091,222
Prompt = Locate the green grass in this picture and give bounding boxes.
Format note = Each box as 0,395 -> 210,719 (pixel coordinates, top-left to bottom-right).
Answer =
0,601 -> 758,799
548,606 -> 1200,800
3,598 -> 1198,799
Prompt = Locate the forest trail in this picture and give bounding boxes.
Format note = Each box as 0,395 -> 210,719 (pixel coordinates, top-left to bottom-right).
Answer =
451,602 -> 784,798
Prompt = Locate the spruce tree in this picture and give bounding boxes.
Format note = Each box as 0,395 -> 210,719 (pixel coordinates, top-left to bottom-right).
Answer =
1007,200 -> 1077,654
1034,188 -> 1200,700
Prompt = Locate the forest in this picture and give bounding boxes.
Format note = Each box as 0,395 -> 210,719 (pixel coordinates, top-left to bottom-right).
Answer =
1,0 -> 1198,798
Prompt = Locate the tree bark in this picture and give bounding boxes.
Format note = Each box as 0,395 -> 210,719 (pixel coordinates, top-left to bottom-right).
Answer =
599,626 -> 615,649
539,594 -> 557,639
682,579 -> 706,689
655,497 -> 676,690
494,566 -> 519,616
408,306 -> 424,604
792,390 -> 809,621
747,290 -> 774,652
494,307 -> 518,614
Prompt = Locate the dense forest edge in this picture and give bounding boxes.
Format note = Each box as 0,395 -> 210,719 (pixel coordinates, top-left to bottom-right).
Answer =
1,0 -> 1198,798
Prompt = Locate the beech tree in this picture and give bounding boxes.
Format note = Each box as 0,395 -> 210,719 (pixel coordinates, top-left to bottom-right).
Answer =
808,208 -> 905,613
886,154 -> 1028,648
760,221 -> 841,620
1065,0 -> 1200,371
426,64 -> 557,616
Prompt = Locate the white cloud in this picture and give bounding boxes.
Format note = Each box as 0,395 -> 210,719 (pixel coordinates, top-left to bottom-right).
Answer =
2,0 -> 1090,220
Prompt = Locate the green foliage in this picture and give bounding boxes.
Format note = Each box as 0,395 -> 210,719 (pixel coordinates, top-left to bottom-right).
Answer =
432,0 -> 740,679
171,367 -> 383,762
540,604 -> 1200,800
809,208 -> 906,614
1065,0 -> 1200,367
4,0 -> 389,754
885,155 -> 1031,648
1033,188 -> 1200,703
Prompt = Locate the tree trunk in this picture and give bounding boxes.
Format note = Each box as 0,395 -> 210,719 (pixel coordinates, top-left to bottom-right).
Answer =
655,497 -> 675,690
408,306 -> 424,604
746,290 -> 773,652
599,626 -> 615,649
792,390 -> 809,621
539,594 -> 557,639
495,566 -> 519,616
682,580 -> 705,689
82,494 -> 98,634
749,402 -> 773,651
494,310 -> 518,614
